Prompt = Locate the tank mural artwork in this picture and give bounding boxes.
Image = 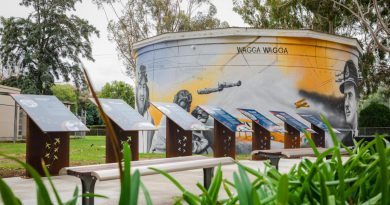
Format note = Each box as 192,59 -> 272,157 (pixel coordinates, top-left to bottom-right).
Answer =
133,28 -> 362,154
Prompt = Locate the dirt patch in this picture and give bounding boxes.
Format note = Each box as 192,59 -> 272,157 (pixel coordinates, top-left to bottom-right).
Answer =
0,168 -> 25,178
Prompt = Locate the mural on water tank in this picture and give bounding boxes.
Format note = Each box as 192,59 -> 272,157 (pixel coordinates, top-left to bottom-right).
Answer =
134,35 -> 360,154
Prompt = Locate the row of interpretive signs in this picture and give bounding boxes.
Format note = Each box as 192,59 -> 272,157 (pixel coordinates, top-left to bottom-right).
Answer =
11,94 -> 337,134
9,94 -> 337,176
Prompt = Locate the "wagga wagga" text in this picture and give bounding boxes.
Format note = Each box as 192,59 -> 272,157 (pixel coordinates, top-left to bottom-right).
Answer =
237,46 -> 288,54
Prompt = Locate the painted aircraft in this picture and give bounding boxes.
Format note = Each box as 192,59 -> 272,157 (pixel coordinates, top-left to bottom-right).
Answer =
295,98 -> 310,109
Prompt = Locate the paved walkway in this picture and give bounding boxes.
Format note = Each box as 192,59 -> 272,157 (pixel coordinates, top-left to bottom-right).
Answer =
2,159 -> 302,205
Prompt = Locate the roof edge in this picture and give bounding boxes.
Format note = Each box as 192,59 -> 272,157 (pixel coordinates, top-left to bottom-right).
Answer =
0,85 -> 21,93
133,27 -> 363,54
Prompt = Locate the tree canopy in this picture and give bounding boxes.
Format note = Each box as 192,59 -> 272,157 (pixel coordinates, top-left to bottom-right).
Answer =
0,0 -> 99,94
51,84 -> 77,103
50,84 -> 77,113
94,0 -> 228,76
99,80 -> 135,107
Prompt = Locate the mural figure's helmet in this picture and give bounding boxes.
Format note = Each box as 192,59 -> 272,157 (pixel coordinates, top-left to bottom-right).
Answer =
339,60 -> 358,94
138,65 -> 147,82
173,90 -> 192,112
191,106 -> 209,123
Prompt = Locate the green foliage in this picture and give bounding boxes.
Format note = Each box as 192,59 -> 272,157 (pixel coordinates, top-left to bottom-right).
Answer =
51,84 -> 77,103
232,0 -> 355,34
99,81 -> 135,107
151,118 -> 390,204
0,0 -> 99,94
0,74 -> 40,94
359,86 -> 390,111
86,101 -> 103,125
119,144 -> 152,205
51,84 -> 77,112
359,102 -> 390,127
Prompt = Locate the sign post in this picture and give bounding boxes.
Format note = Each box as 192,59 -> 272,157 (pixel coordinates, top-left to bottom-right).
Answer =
270,111 -> 315,148
91,98 -> 156,162
199,105 -> 252,159
238,108 -> 285,160
298,113 -> 340,147
11,94 -> 89,176
151,102 -> 207,158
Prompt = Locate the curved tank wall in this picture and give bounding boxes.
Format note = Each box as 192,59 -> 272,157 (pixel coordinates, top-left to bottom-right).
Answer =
133,28 -> 362,153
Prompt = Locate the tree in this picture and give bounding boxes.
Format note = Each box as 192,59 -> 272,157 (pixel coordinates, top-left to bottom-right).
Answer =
51,84 -> 77,103
86,101 -> 102,125
50,84 -> 77,112
359,86 -> 390,111
0,74 -> 39,94
359,102 -> 390,127
331,0 -> 389,97
0,0 -> 99,94
232,0 -> 357,34
99,81 -> 135,107
332,0 -> 389,53
95,0 -> 228,76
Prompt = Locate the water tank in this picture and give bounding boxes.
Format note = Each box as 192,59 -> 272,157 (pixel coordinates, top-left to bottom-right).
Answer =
133,28 -> 362,153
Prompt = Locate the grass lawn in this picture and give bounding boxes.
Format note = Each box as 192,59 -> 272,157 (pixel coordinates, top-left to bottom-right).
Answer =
0,136 -> 250,177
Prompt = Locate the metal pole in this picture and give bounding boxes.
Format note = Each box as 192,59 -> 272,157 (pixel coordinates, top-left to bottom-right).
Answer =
13,102 -> 18,143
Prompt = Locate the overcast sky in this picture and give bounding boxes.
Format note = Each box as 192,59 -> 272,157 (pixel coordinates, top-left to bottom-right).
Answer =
0,0 -> 247,90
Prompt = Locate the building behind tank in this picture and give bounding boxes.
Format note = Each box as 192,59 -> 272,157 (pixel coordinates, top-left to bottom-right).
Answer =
133,28 -> 362,153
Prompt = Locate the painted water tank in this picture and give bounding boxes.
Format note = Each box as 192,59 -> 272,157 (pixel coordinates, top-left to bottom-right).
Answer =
133,28 -> 362,153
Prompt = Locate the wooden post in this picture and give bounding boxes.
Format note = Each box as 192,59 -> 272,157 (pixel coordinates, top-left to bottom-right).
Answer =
252,122 -> 271,160
311,124 -> 325,147
26,117 -> 69,176
213,120 -> 235,159
106,119 -> 139,163
284,123 -> 300,148
166,118 -> 192,158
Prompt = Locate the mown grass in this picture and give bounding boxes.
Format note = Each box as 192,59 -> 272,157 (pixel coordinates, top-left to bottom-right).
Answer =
0,136 -> 250,176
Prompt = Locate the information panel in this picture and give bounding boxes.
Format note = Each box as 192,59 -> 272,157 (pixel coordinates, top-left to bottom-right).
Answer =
151,102 -> 207,131
270,111 -> 316,133
11,94 -> 88,132
91,98 -> 156,131
298,113 -> 340,133
199,105 -> 252,132
238,108 -> 285,133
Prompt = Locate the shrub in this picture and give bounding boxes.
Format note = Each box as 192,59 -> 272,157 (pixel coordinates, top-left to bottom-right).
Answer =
359,102 -> 390,127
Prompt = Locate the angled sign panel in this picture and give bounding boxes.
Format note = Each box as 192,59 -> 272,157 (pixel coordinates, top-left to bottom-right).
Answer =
238,108 -> 285,133
298,113 -> 340,133
90,98 -> 156,131
270,111 -> 316,133
151,102 -> 207,131
11,94 -> 89,132
199,105 -> 252,132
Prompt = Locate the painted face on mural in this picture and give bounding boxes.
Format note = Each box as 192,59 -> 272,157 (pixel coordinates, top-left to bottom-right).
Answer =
339,60 -> 358,128
344,83 -> 357,126
136,65 -> 149,115
173,90 -> 192,112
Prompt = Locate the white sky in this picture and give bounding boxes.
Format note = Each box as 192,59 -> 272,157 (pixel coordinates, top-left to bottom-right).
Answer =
0,0 -> 247,90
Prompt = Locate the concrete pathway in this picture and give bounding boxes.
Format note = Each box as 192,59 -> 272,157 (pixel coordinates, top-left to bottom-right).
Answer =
2,159 -> 303,205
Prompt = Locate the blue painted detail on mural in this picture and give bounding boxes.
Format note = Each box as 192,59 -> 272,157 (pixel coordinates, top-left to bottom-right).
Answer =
270,111 -> 316,133
199,105 -> 252,132
238,108 -> 285,133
